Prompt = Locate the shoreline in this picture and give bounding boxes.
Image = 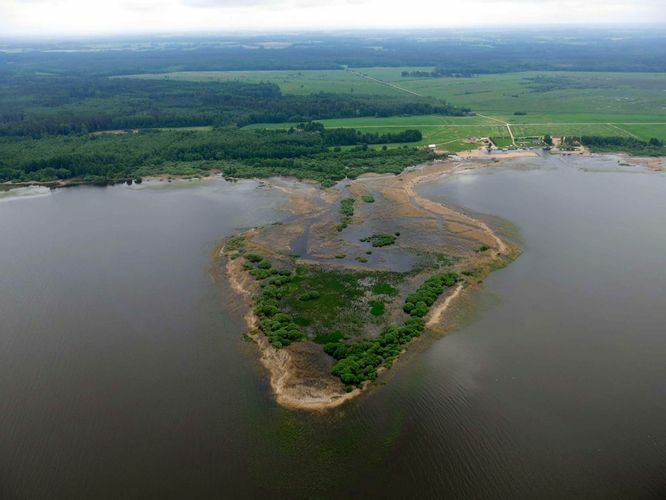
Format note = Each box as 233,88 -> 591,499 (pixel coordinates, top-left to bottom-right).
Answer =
222,243 -> 361,411
2,148 -> 663,193
426,283 -> 465,329
0,171 -> 222,191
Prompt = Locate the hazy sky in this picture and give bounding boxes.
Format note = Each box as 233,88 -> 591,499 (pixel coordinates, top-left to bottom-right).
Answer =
1,0 -> 664,35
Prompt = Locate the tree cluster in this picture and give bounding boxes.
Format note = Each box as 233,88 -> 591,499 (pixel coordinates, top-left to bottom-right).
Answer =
403,273 -> 459,318
578,135 -> 665,156
324,272 -> 459,389
295,122 -> 423,146
243,254 -> 305,348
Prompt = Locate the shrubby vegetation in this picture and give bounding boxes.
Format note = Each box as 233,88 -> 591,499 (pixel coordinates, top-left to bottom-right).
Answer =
372,282 -> 398,296
361,233 -> 398,247
227,147 -> 436,188
237,246 -> 460,388
0,126 -> 438,185
336,198 -> 356,231
299,291 -> 321,301
242,253 -> 305,348
403,273 -> 459,318
339,198 -> 355,217
368,300 -> 385,316
577,136 -> 665,156
313,331 -> 344,345
324,272 -> 459,388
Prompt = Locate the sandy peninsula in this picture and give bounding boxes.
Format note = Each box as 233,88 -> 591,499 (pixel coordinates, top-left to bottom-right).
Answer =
220,157 -> 519,411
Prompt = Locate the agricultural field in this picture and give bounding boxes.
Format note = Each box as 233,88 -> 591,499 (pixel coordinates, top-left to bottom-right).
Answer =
205,67 -> 666,148
361,69 -> 666,114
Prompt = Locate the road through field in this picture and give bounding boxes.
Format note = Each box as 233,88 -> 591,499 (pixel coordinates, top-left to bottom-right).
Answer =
346,69 -> 425,97
476,113 -> 516,145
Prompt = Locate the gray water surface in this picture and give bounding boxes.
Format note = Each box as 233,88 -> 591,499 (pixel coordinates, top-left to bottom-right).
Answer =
1,158 -> 665,499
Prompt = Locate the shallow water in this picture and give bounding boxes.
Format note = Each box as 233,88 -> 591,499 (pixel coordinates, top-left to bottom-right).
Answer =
1,159 -> 665,499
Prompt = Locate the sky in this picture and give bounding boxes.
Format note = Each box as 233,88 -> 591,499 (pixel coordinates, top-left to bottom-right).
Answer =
0,0 -> 664,36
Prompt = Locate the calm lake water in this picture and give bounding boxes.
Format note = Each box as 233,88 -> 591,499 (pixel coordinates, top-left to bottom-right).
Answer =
1,157 -> 665,499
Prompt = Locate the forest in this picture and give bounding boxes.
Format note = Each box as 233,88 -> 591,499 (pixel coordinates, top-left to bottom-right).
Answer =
298,122 -> 423,146
3,29 -> 666,76
0,126 -> 436,186
0,72 -> 452,184
577,136 -> 666,156
0,77 -> 462,137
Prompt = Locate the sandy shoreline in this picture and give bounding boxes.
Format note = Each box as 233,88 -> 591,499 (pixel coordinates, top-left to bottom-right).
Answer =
426,283 -> 465,329
224,243 -> 469,411
222,243 -> 360,410
401,161 -> 510,254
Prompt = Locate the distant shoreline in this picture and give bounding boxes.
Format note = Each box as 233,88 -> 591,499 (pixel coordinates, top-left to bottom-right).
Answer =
3,148 -> 663,193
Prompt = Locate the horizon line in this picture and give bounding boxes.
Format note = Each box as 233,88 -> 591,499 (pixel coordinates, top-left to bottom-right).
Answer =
2,22 -> 666,41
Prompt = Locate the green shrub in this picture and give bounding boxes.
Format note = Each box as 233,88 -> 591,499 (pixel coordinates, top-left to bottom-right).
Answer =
361,233 -> 397,247
369,300 -> 385,316
244,252 -> 304,347
324,274 -> 457,387
340,198 -> 355,217
373,282 -> 398,295
314,331 -> 344,344
299,290 -> 321,301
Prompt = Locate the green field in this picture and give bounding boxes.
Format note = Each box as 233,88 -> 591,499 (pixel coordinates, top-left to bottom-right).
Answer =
247,113 -> 665,152
127,68 -> 666,148
247,115 -> 509,152
122,69 -> 405,96
359,69 -> 666,143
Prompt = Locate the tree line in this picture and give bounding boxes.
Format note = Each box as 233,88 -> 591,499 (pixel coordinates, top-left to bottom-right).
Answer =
4,31 -> 666,77
0,76 -> 463,138
0,126 -> 437,186
577,136 -> 665,156
297,122 -> 422,146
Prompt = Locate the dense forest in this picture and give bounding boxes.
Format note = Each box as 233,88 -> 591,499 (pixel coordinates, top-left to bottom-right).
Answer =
0,61 -> 452,185
0,77 -> 463,137
2,29 -> 666,76
298,121 -> 422,146
0,126 -> 436,186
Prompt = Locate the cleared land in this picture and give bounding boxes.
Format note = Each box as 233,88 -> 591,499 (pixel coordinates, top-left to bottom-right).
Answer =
122,69 -> 406,96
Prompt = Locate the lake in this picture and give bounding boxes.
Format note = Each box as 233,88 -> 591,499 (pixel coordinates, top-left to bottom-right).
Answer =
1,157 -> 664,499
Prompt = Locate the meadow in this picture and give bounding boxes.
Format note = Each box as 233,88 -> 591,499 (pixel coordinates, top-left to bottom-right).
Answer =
124,69 -> 406,96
